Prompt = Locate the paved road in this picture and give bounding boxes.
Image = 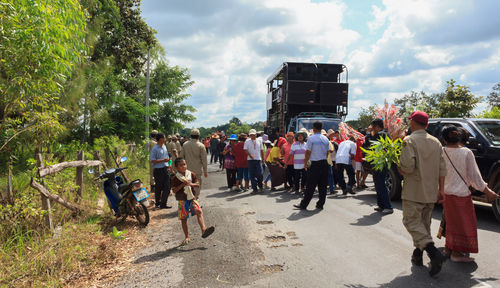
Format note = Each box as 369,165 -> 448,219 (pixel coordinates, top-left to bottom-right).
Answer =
112,161 -> 500,288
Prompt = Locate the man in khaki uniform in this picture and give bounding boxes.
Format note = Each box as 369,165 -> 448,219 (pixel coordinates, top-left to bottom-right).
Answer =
147,130 -> 158,193
398,111 -> 447,277
180,129 -> 208,197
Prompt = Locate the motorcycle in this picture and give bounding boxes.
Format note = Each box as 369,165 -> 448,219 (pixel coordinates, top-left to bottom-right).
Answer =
92,157 -> 150,226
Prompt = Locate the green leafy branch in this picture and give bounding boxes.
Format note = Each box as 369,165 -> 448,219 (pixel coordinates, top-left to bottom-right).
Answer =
361,136 -> 402,171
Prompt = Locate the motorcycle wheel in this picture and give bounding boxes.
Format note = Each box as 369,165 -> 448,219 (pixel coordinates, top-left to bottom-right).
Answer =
134,201 -> 150,227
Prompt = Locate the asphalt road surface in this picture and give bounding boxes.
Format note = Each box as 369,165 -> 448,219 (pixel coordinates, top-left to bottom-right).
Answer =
111,161 -> 500,288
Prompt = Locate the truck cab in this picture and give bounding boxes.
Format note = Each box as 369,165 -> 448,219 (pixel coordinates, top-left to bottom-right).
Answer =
288,112 -> 342,133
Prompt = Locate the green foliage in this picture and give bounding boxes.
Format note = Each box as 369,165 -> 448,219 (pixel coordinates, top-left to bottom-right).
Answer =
487,83 -> 500,108
196,117 -> 265,138
346,105 -> 377,130
479,107 -> 500,119
437,79 -> 482,118
109,226 -> 127,240
362,136 -> 402,171
0,191 -> 45,242
394,91 -> 441,119
0,0 -> 87,152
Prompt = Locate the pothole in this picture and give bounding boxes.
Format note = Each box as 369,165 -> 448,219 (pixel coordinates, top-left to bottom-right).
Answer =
265,235 -> 286,242
259,264 -> 284,274
257,220 -> 273,225
286,231 -> 296,237
245,211 -> 256,215
269,244 -> 288,248
292,243 -> 303,247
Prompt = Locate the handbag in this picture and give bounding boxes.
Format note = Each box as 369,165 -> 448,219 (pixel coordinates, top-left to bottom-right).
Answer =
443,148 -> 475,193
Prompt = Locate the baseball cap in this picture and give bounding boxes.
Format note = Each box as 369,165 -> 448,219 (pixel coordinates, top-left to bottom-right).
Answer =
249,129 -> 257,135
190,128 -> 200,136
409,111 -> 429,125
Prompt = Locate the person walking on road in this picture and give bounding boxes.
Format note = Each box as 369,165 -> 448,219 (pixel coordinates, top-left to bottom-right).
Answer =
150,133 -> 172,209
293,121 -> 331,210
180,129 -> 208,198
336,135 -> 357,195
147,130 -> 158,196
282,132 -> 295,191
398,111 -> 447,276
171,157 -> 215,246
223,134 -> 238,191
233,133 -> 250,191
244,129 -> 264,193
366,119 -> 393,214
210,134 -> 219,164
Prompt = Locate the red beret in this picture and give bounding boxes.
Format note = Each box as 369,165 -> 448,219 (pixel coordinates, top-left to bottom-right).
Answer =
409,111 -> 428,125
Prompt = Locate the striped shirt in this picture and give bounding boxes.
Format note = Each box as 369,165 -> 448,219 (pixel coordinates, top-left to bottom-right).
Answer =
290,142 -> 307,169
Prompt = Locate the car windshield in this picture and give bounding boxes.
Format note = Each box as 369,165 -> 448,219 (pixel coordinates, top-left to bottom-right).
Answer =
474,120 -> 500,146
297,118 -> 340,132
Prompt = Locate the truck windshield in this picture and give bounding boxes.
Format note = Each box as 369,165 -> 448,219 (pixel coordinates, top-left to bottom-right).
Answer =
297,118 -> 340,132
474,120 -> 500,146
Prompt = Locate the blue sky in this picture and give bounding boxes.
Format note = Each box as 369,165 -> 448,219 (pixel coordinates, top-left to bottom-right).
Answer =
140,0 -> 500,128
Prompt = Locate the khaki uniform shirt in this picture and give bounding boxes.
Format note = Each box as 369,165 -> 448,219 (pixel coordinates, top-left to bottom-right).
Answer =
166,141 -> 176,155
179,139 -> 208,176
399,129 -> 447,203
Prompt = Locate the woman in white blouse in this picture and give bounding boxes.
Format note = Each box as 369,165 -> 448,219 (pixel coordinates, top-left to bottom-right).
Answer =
441,126 -> 499,262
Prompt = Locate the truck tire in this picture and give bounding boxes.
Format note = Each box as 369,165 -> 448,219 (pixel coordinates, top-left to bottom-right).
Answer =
385,166 -> 402,200
492,183 -> 500,222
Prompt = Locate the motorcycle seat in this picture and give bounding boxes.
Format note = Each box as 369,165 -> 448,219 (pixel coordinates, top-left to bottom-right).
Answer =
118,183 -> 129,194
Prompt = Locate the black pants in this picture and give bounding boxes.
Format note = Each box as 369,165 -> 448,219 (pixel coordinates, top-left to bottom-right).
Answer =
226,168 -> 237,188
153,167 -> 170,207
210,149 -> 218,163
219,154 -> 225,169
337,163 -> 356,191
285,165 -> 295,187
300,160 -> 328,209
294,168 -> 307,190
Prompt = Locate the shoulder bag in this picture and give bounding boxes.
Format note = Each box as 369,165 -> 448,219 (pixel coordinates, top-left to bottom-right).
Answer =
443,148 -> 475,193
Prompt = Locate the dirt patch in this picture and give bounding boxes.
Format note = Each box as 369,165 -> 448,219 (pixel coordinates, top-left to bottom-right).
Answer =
259,264 -> 284,274
245,211 -> 256,215
292,243 -> 304,247
265,235 -> 286,242
269,244 -> 288,248
257,220 -> 273,225
286,231 -> 296,237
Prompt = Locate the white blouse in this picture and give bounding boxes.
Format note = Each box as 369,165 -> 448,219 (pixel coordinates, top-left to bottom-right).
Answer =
443,147 -> 487,197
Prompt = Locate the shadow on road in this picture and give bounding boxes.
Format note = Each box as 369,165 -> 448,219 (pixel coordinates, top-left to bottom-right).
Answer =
133,246 -> 208,264
287,208 -> 322,221
151,210 -> 177,220
344,261 -> 495,288
350,211 -> 383,226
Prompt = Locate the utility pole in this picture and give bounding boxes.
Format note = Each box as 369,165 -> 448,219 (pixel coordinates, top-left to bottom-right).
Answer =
145,49 -> 151,138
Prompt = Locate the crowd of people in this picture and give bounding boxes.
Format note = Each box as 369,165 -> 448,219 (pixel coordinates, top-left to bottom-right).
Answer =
147,110 -> 499,276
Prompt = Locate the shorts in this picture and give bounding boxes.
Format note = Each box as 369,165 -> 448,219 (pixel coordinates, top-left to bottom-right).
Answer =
236,167 -> 250,181
354,161 -> 363,171
178,199 -> 201,220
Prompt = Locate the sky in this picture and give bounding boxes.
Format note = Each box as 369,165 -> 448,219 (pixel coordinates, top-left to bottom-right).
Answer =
140,0 -> 500,128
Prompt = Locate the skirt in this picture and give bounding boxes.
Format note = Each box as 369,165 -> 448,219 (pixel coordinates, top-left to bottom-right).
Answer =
443,194 -> 478,253
268,163 -> 285,188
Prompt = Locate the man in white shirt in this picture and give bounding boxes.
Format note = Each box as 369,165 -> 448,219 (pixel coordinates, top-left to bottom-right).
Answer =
244,129 -> 265,193
336,135 -> 357,195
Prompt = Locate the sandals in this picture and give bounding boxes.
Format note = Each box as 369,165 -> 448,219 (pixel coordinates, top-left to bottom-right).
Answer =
202,226 -> 215,238
450,252 -> 475,262
180,238 -> 190,246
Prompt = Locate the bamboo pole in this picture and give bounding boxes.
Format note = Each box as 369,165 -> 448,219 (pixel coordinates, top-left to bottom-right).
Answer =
36,153 -> 54,231
30,179 -> 81,212
38,160 -> 102,178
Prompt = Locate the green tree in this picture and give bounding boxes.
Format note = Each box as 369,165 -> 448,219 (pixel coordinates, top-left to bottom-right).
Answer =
0,0 -> 87,160
487,83 -> 500,108
394,91 -> 440,118
346,105 -> 377,130
479,107 -> 500,119
437,79 -> 482,118
149,61 -> 196,134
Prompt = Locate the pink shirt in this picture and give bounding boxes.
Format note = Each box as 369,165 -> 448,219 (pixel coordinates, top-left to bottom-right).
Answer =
282,141 -> 294,165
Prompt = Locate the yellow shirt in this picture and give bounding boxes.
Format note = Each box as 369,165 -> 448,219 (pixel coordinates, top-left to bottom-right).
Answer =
266,147 -> 282,164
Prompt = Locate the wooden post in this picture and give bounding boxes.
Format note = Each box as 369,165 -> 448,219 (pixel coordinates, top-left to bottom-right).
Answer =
105,148 -> 111,167
36,153 -> 53,231
76,150 -> 84,198
93,150 -> 101,177
7,163 -> 13,204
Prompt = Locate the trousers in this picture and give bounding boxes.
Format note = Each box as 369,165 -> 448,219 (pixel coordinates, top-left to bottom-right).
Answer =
153,167 -> 170,207
402,200 -> 435,250
300,160 -> 328,208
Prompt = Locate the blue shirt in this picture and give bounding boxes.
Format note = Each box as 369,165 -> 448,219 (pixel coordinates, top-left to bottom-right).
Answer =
150,144 -> 169,169
305,133 -> 330,161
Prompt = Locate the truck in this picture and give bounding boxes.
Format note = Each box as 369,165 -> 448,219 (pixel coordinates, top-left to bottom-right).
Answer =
265,62 -> 348,140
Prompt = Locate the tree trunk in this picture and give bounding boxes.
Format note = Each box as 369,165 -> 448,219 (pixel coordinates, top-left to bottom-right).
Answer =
38,160 -> 102,178
6,163 -> 13,204
30,179 -> 81,212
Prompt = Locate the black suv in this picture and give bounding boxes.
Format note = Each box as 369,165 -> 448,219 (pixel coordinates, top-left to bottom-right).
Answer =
426,118 -> 500,221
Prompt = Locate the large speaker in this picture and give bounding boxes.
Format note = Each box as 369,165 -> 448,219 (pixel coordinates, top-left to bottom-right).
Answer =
287,63 -> 317,81
316,64 -> 343,82
286,81 -> 317,104
319,83 -> 348,106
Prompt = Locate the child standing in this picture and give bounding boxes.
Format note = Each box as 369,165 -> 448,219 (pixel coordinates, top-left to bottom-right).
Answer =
171,157 -> 215,246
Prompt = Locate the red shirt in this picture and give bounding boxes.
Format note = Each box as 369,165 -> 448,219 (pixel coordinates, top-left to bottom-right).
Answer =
354,139 -> 363,162
282,141 -> 294,165
233,142 -> 248,168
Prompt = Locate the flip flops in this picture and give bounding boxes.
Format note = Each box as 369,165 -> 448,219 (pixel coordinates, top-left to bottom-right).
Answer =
180,238 -> 190,246
202,226 -> 215,238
